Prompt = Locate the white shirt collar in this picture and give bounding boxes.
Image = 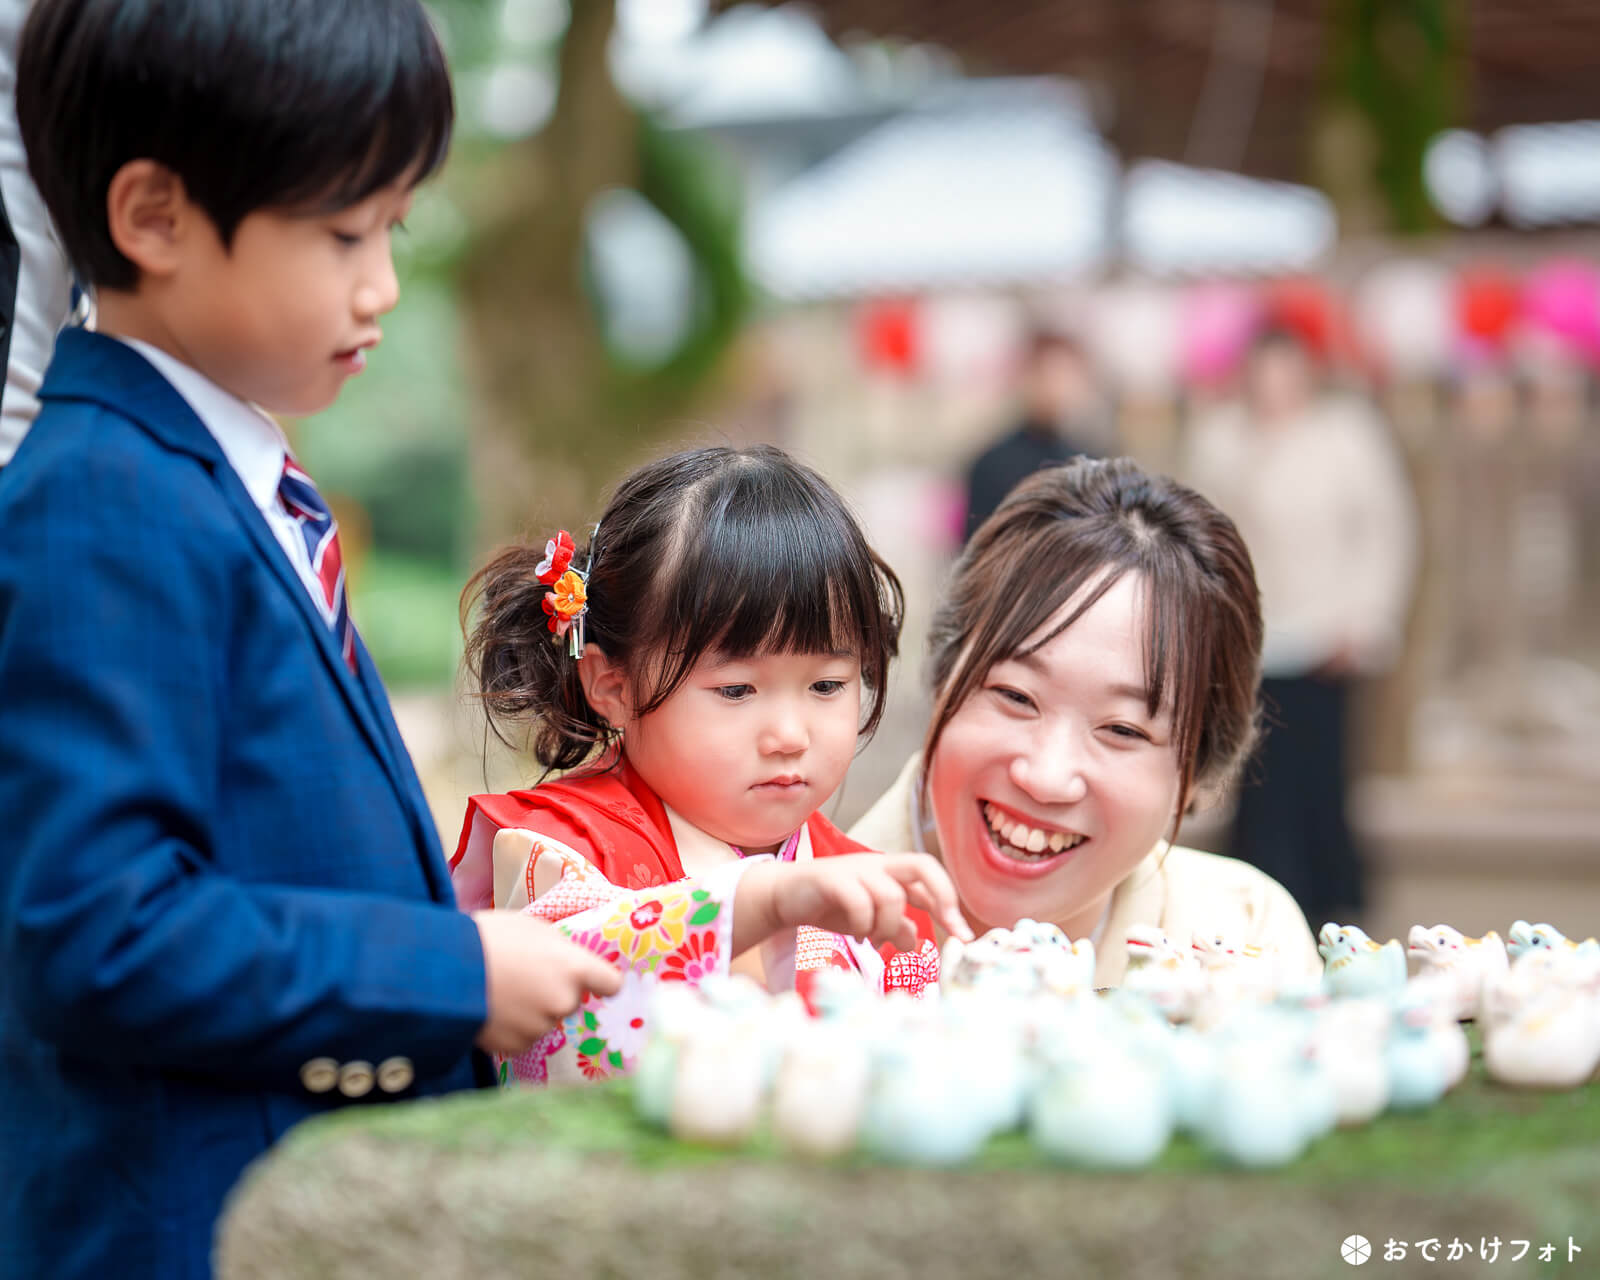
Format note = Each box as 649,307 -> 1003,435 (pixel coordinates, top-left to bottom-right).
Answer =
116,337 -> 288,511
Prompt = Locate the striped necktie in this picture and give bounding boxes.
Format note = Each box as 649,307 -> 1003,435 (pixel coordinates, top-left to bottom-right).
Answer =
278,455 -> 358,674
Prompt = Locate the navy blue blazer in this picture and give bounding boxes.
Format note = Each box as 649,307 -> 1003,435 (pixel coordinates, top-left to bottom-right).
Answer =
0,329 -> 493,1280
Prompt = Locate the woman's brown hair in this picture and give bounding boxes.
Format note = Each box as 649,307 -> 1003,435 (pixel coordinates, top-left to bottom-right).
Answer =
462,445 -> 905,774
926,457 -> 1263,826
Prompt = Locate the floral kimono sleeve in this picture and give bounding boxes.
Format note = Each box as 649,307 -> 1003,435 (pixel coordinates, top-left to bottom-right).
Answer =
495,835 -> 757,1086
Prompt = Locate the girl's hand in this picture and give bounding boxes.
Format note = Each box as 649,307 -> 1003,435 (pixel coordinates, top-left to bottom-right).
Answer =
734,853 -> 974,955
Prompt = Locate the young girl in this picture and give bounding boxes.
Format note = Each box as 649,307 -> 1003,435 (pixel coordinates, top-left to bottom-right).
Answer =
451,445 -> 968,1083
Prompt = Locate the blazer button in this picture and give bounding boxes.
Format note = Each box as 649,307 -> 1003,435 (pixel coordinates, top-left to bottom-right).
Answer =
299,1057 -> 339,1094
337,1060 -> 375,1098
377,1056 -> 415,1094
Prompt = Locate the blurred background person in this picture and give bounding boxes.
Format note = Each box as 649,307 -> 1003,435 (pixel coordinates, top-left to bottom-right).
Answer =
1184,324 -> 1419,929
962,327 -> 1109,541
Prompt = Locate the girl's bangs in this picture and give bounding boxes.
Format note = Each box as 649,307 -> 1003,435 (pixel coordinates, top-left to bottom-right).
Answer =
637,503 -> 872,710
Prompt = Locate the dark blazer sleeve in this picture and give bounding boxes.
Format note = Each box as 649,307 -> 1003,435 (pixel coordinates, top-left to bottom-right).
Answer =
0,420 -> 488,1086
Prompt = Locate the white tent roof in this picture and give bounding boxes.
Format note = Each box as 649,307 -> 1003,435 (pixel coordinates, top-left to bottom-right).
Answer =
1121,160 -> 1337,277
746,81 -> 1116,300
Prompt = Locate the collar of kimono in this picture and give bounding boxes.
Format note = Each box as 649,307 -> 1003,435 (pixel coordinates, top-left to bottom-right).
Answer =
660,802 -> 809,880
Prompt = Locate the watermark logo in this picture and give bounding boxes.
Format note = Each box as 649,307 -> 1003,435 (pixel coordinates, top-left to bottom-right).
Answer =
1344,1234 -> 1583,1264
1343,1235 -> 1373,1266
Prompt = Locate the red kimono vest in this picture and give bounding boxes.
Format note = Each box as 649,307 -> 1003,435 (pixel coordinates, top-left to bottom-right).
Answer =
450,758 -> 937,959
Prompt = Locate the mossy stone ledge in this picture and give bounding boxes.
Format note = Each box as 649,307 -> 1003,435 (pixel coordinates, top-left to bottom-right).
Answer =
216,1051 -> 1599,1280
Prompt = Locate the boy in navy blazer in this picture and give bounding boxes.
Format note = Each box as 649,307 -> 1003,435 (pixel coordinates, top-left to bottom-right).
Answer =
0,3 -> 620,1276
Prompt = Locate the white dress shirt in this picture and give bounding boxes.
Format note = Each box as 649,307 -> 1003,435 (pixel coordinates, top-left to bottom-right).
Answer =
117,337 -> 331,614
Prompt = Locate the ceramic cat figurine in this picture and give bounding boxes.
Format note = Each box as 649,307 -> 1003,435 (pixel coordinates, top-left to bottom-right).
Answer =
1308,996 -> 1391,1126
1122,925 -> 1205,1023
1196,1020 -> 1324,1168
1507,920 -> 1600,962
1482,948 -> 1600,1089
940,919 -> 1094,999
1319,923 -> 1407,998
1385,977 -> 1468,1109
1406,924 -> 1508,1021
1029,1039 -> 1173,1169
770,1019 -> 872,1157
633,983 -> 715,1129
1188,931 -> 1285,1029
668,1010 -> 768,1145
859,1027 -> 993,1165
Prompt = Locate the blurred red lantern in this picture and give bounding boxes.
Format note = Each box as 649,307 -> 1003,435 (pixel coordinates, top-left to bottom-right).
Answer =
858,298 -> 920,377
1456,267 -> 1520,346
1260,276 -> 1358,368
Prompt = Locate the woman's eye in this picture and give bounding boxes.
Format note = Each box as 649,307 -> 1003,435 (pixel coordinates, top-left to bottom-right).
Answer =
990,686 -> 1035,711
331,230 -> 363,248
811,679 -> 847,696
1106,723 -> 1151,742
716,684 -> 754,701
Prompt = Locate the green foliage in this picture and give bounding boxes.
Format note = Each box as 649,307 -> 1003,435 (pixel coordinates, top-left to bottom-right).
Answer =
296,276 -> 469,563
627,115 -> 750,391
574,112 -> 751,417
1325,0 -> 1464,233
349,552 -> 466,689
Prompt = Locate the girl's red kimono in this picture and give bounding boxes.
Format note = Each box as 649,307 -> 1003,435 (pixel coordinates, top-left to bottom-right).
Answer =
450,758 -> 939,1084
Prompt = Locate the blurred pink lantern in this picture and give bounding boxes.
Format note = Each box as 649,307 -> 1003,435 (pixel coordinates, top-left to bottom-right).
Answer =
1354,259 -> 1452,380
1179,281 -> 1260,386
1090,283 -> 1180,396
1518,259 -> 1600,363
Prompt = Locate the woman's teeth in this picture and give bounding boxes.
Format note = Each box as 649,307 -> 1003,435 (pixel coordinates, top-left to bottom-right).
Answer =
982,802 -> 1085,860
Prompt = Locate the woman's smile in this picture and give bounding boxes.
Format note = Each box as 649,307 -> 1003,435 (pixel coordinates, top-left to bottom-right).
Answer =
980,798 -> 1088,857
975,799 -> 1086,879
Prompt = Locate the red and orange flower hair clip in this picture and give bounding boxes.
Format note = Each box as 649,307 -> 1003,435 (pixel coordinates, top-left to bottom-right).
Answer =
535,527 -> 596,658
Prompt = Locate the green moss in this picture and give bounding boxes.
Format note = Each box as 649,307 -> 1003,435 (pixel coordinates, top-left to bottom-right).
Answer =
287,1037 -> 1599,1185
219,1037 -> 1600,1280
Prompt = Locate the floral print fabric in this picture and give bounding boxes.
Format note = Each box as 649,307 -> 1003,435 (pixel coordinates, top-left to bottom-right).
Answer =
500,840 -> 745,1085
494,832 -> 941,1087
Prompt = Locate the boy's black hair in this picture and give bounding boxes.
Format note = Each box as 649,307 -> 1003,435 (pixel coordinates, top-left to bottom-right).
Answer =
16,0 -> 454,291
463,446 -> 907,774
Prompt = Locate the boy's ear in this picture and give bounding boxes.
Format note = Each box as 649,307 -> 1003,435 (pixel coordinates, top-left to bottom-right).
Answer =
105,160 -> 195,279
577,644 -> 631,730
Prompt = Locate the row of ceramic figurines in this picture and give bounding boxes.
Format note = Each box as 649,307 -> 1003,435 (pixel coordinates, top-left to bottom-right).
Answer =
628,917 -> 1599,1170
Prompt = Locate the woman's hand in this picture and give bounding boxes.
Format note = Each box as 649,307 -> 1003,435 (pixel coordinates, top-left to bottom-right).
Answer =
733,853 -> 973,955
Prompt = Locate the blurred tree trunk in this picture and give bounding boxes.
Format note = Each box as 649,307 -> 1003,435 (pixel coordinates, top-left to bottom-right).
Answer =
1315,0 -> 1462,775
455,0 -> 637,548
1314,0 -> 1463,236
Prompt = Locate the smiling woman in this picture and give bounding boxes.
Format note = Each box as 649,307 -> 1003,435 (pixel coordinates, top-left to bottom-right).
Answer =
850,456 -> 1322,986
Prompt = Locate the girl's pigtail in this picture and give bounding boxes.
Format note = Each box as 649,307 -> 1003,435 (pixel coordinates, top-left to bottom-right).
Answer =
460,541 -> 609,773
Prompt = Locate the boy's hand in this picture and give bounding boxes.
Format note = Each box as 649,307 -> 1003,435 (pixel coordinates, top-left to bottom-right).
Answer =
471,912 -> 622,1056
734,853 -> 974,956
